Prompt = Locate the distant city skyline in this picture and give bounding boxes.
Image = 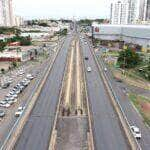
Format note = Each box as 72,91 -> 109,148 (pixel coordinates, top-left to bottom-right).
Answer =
13,0 -> 111,19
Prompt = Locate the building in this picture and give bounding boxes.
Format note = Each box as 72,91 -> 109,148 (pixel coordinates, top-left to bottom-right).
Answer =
92,23 -> 150,52
0,0 -> 14,26
110,0 -> 142,24
0,0 -> 5,26
15,16 -> 24,26
141,0 -> 150,21
8,0 -> 14,26
110,1 -> 129,24
0,46 -> 40,62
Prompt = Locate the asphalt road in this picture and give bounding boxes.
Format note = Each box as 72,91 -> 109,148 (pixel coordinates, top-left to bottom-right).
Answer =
0,42 -> 60,148
14,35 -> 73,150
80,37 -> 130,150
96,50 -> 150,150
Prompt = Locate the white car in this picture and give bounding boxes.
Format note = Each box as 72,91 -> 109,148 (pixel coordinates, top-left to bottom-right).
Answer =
104,67 -> 107,72
0,101 -> 11,108
18,71 -> 24,76
26,74 -> 34,80
15,106 -> 25,117
87,67 -> 92,72
130,126 -> 141,139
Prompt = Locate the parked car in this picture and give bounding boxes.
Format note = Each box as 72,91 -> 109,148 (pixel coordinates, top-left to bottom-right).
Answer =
18,71 -> 25,76
0,101 -> 11,108
0,110 -> 5,118
7,78 -> 13,84
130,126 -> 141,139
9,90 -> 16,95
1,83 -> 10,89
9,91 -> 18,97
26,74 -> 34,80
15,106 -> 25,117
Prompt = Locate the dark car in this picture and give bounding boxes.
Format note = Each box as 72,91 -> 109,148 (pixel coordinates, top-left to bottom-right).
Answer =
85,57 -> 89,60
2,83 -> 10,89
0,110 -> 5,118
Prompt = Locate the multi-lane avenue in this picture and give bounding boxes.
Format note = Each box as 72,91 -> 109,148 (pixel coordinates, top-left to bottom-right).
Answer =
1,32 -> 149,150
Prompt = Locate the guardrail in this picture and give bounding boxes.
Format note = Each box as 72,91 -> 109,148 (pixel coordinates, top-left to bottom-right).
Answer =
0,38 -> 66,150
85,37 -> 141,150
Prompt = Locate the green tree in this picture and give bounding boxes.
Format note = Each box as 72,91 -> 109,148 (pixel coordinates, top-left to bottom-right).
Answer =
1,68 -> 5,74
20,36 -> 32,46
11,61 -> 17,68
38,22 -> 49,27
117,48 -> 141,68
0,41 -> 7,52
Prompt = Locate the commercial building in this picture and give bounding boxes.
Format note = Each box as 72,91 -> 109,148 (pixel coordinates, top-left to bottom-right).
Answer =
0,46 -> 40,62
92,23 -> 150,52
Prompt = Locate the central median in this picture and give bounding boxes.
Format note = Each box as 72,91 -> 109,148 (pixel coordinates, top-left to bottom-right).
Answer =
49,37 -> 93,150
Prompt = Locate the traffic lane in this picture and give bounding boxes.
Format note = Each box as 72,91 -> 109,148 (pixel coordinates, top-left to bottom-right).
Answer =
15,36 -> 72,150
115,83 -> 150,150
81,42 -> 129,150
97,53 -> 150,150
14,68 -> 62,150
105,69 -> 150,150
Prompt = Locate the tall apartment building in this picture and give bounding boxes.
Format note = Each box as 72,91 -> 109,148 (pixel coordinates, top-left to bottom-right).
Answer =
0,0 -> 5,26
141,0 -> 150,21
9,0 -> 14,26
110,0 -> 150,24
110,1 -> 129,24
128,0 -> 140,23
110,0 -> 141,24
0,0 -> 14,26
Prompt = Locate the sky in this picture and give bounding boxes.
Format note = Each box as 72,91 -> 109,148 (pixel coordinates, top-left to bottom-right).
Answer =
13,0 -> 111,19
